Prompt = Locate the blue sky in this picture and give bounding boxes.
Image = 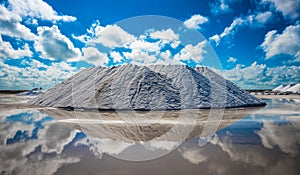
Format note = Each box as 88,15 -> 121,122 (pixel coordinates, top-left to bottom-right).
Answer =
0,0 -> 299,90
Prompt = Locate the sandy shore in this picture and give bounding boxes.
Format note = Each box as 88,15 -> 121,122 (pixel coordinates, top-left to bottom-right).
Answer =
255,94 -> 300,99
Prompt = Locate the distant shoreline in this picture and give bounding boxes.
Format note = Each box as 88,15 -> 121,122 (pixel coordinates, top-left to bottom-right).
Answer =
255,94 -> 300,99
0,90 -> 29,94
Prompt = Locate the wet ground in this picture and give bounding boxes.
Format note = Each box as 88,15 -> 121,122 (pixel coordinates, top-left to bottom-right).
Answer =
0,94 -> 299,175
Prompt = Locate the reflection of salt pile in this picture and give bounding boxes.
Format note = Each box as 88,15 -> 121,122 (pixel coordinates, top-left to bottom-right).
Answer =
40,107 -> 260,142
29,65 -> 265,110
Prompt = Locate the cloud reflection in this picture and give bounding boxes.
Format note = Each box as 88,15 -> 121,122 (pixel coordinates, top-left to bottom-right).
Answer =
0,109 -> 82,175
257,116 -> 300,156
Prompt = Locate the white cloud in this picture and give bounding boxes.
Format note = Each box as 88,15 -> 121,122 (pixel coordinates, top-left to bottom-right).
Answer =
255,11 -> 272,24
74,21 -> 209,65
123,28 -> 181,63
178,145 -> 208,164
174,41 -> 207,63
144,140 -> 179,151
209,34 -> 221,45
0,0 -> 76,41
184,14 -> 209,29
21,59 -> 47,68
209,18 -> 244,45
0,35 -> 32,59
260,23 -> 300,62
0,59 -> 79,90
81,47 -> 109,66
210,134 -> 274,168
8,0 -> 76,22
90,25 -> 135,48
0,110 -> 81,175
156,50 -> 182,65
149,28 -> 179,41
257,117 -> 300,156
110,51 -> 123,63
74,20 -> 135,49
263,0 -> 300,19
210,0 -> 232,15
128,39 -> 161,53
0,5 -> 36,40
209,12 -> 272,45
217,62 -> 300,89
186,130 -> 300,175
149,28 -> 180,48
34,25 -> 81,61
38,122 -> 78,154
74,23 -> 183,65
227,56 -> 237,63
123,49 -> 156,64
75,137 -> 133,158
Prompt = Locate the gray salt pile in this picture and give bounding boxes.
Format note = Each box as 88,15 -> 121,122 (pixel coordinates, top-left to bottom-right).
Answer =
29,65 -> 266,110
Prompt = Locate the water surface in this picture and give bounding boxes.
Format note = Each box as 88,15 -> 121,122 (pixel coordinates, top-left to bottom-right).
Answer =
0,95 -> 299,175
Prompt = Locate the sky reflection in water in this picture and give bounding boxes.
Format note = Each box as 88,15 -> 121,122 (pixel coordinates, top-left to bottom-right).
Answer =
0,98 -> 300,175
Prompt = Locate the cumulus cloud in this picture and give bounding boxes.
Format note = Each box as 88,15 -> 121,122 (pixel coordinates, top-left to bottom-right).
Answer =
110,51 -> 123,63
263,0 -> 300,19
8,0 -> 76,22
73,20 -> 135,48
174,41 -> 207,63
227,56 -> 237,63
255,11 -> 273,24
124,28 -> 181,62
0,111 -> 37,145
209,134 -> 281,169
209,18 -> 244,45
90,25 -> 134,48
217,62 -> 300,89
34,25 -> 81,61
38,122 -> 78,154
0,59 -> 79,90
0,0 -> 81,69
178,145 -> 208,164
123,49 -> 156,64
149,28 -> 179,41
257,117 -> 300,156
149,28 -> 180,48
176,127 -> 300,175
81,47 -> 109,66
21,59 -> 47,69
210,0 -> 232,15
122,36 -> 207,65
0,5 -> 36,40
260,23 -> 300,62
184,14 -> 209,29
74,21 -> 208,65
127,39 -> 161,53
209,12 -> 273,45
156,50 -> 182,65
0,0 -> 76,41
75,136 -> 133,158
0,110 -> 81,175
144,140 -> 179,151
0,35 -> 32,59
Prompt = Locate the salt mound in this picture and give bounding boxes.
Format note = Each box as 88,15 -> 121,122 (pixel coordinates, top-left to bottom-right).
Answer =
273,84 -> 286,91
18,88 -> 43,96
29,65 -> 266,110
286,83 -> 300,93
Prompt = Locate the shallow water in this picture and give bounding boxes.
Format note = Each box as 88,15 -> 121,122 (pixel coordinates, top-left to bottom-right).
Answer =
0,95 -> 300,175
